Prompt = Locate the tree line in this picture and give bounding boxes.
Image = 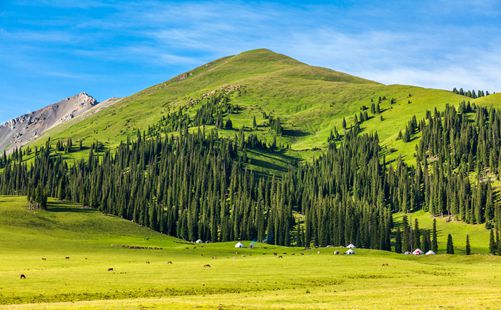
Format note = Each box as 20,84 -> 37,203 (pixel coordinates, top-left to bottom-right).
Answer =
1,100 -> 500,254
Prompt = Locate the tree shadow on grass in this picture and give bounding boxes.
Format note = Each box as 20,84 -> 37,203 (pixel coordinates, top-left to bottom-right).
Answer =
283,129 -> 309,137
48,201 -> 96,213
249,157 -> 288,172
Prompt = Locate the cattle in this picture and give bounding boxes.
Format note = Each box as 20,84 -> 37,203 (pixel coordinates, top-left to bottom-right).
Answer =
278,255 -> 283,259
41,258 -> 46,261
20,274 -> 26,279
382,263 -> 389,267
203,264 -> 211,268
107,268 -> 114,272
65,257 -> 70,260
146,261 -> 150,264
167,261 -> 173,264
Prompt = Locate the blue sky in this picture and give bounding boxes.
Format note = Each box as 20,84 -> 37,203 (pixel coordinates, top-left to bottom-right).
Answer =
1,0 -> 500,122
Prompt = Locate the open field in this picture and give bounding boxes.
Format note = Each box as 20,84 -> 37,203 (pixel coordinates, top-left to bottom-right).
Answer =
394,211 -> 492,255
1,196 -> 500,309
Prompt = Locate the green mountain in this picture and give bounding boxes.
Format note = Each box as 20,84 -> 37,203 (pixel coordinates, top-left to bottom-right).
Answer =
3,48 -> 501,248
29,49 -> 501,166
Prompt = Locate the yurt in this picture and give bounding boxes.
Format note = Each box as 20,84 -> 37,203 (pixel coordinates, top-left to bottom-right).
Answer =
412,248 -> 424,255
345,249 -> 355,255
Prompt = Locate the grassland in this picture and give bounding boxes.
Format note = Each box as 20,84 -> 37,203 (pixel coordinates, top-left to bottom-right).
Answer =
394,211 -> 491,254
1,196 -> 500,309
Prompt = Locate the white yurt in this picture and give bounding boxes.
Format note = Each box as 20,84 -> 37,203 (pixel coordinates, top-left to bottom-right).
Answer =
234,242 -> 245,248
412,248 -> 424,255
195,239 -> 203,244
346,243 -> 356,249
425,250 -> 436,255
345,249 -> 355,255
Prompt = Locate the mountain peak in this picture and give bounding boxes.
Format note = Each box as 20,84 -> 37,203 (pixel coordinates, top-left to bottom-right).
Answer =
65,92 -> 98,106
0,92 -> 101,152
231,48 -> 300,64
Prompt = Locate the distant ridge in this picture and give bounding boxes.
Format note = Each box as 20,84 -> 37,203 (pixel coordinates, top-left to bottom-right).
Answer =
0,92 -> 114,153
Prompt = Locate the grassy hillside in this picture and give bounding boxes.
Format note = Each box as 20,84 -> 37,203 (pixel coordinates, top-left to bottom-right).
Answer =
27,49 -> 501,167
394,211 -> 491,254
1,196 -> 500,308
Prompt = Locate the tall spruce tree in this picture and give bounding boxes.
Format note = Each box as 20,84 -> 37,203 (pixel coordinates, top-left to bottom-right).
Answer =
432,219 -> 438,252
395,227 -> 402,253
489,229 -> 496,255
446,234 -> 454,254
465,234 -> 471,255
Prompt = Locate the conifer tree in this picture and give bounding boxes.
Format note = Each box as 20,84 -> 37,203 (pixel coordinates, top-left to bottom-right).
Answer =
465,234 -> 471,255
489,229 -> 496,255
497,230 -> 501,256
432,219 -> 438,252
413,219 -> 420,249
395,226 -> 402,253
446,234 -> 454,254
402,216 -> 410,252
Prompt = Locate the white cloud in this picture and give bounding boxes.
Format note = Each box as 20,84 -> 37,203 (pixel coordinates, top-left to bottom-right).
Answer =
4,0 -> 501,93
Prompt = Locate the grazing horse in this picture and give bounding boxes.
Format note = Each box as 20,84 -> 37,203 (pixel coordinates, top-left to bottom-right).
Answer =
107,268 -> 114,272
41,258 -> 47,261
65,257 -> 70,260
203,264 -> 211,268
20,274 -> 26,279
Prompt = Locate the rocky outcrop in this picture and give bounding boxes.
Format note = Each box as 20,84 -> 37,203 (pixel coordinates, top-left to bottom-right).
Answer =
0,92 -> 110,153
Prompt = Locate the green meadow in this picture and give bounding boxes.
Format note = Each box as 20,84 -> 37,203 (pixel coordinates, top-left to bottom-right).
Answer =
1,196 -> 500,309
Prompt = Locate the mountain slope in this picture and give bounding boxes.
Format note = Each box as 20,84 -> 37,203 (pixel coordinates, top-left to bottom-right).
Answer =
28,49 -> 379,150
25,49 -> 501,164
0,93 -> 119,153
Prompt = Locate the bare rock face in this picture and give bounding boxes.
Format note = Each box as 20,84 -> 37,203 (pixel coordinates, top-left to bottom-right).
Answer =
0,92 -> 99,153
